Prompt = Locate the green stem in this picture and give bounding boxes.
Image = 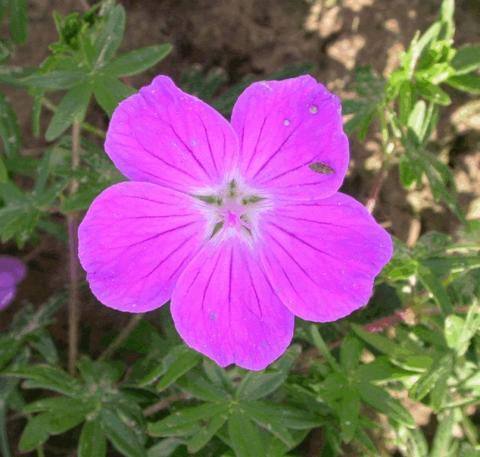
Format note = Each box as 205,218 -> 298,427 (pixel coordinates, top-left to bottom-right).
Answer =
98,314 -> 143,361
67,121 -> 81,375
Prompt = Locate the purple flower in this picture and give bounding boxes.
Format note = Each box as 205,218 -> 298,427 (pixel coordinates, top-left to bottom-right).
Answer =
78,75 -> 392,370
0,256 -> 26,311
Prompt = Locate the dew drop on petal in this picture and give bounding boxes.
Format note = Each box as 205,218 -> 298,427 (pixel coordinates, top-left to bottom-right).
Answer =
283,119 -> 290,126
309,104 -> 318,114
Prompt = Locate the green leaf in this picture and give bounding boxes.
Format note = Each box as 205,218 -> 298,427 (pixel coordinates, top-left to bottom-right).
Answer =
18,414 -> 50,452
0,187 -> 40,247
430,410 -> 455,457
20,70 -> 87,90
445,307 -> 480,356
23,396 -> 93,417
186,414 -> 227,453
406,23 -> 441,74
32,93 -> 43,138
105,44 -> 172,77
417,151 -> 464,222
356,357 -> 413,382
0,399 -> 11,457
0,93 -> 21,156
444,316 -> 464,351
148,403 -> 229,437
399,155 -> 420,188
430,369 -> 449,412
242,401 -> 322,431
452,45 -> 480,75
339,386 -> 360,443
409,355 -> 452,402
79,418 -> 107,457
33,151 -> 52,197
228,412 -> 265,457
408,100 -> 427,142
417,264 -> 452,314
310,325 -> 340,371
101,408 -> 147,457
202,359 -> 233,393
3,365 -> 83,397
9,0 -> 27,44
358,382 -> 415,427
77,357 -> 124,385
398,80 -> 413,125
147,439 -> 182,457
417,80 -> 451,105
318,374 -> 347,407
176,371 -> 230,402
446,74 -> 480,94
236,370 -> 287,401
351,324 -> 408,358
60,182 -> 110,213
19,400 -> 89,451
93,76 -> 135,116
343,66 -> 384,141
405,428 -> 429,457
339,335 -> 363,373
94,4 -> 126,67
440,0 -> 455,26
156,346 -> 201,392
0,157 -> 7,183
45,83 -> 91,141
45,408 -> 87,435
422,256 -> 480,275
243,406 -> 296,448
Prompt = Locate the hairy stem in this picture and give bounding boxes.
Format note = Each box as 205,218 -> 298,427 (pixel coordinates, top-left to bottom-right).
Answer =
365,165 -> 388,213
98,314 -> 144,361
67,122 -> 81,375
366,106 -> 395,214
143,393 -> 190,417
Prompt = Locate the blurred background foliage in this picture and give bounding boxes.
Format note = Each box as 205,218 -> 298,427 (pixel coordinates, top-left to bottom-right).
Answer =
0,0 -> 480,456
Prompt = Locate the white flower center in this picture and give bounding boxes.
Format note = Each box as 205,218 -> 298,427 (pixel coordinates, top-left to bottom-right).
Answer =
193,178 -> 270,245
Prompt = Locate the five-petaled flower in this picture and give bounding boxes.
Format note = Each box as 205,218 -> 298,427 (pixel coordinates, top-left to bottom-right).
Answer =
0,256 -> 26,311
78,75 -> 393,370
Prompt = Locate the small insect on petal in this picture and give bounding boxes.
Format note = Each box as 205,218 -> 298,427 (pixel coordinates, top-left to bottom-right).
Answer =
309,162 -> 335,175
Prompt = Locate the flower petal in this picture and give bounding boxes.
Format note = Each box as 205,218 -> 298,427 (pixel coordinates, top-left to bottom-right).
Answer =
171,239 -> 294,370
0,256 -> 26,283
0,284 -> 16,310
78,182 -> 207,313
231,75 -> 348,200
259,193 -> 393,321
105,76 -> 239,190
